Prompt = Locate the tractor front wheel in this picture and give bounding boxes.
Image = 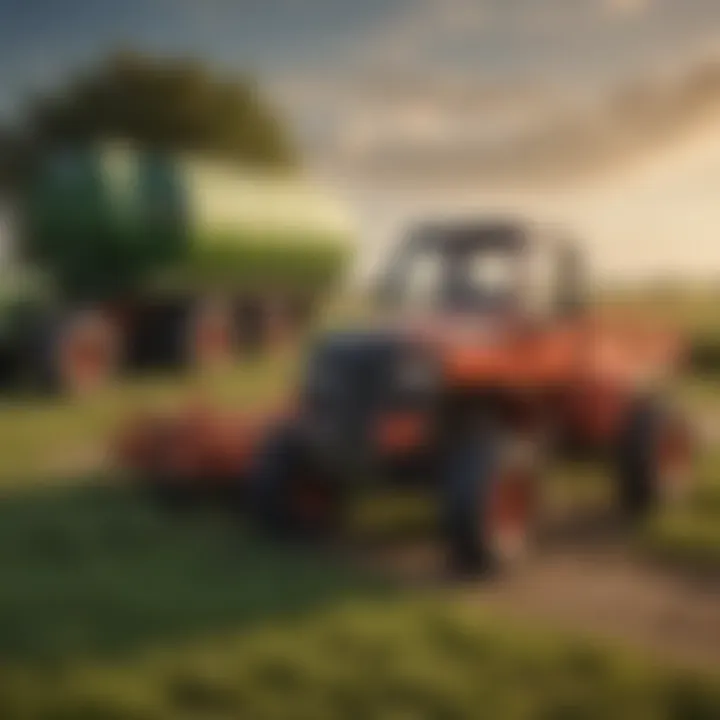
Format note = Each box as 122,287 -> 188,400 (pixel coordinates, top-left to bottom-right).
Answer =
441,429 -> 540,575
248,426 -> 343,541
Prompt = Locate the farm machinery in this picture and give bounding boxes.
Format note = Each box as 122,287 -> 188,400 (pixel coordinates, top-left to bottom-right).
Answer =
117,218 -> 695,572
0,143 -> 351,394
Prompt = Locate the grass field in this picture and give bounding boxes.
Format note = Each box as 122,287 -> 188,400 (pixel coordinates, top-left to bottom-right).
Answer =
0,296 -> 717,718
640,447 -> 720,569
0,353 -> 297,485
0,482 -> 391,666
2,601 -> 719,719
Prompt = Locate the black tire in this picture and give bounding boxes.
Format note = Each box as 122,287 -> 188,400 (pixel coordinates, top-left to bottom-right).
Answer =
616,398 -> 694,518
248,425 -> 342,541
441,428 -> 538,575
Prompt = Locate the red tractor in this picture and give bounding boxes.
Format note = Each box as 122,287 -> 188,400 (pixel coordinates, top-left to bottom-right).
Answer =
118,218 -> 695,572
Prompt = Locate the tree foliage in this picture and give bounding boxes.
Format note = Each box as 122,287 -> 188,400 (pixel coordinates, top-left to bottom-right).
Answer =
24,51 -> 296,169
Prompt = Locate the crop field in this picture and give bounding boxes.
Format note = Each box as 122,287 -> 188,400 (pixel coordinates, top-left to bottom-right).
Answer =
0,293 -> 717,718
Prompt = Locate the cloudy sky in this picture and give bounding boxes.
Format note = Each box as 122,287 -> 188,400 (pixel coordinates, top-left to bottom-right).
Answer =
2,1 -> 720,109
3,1 -> 720,280
1,0 -> 720,182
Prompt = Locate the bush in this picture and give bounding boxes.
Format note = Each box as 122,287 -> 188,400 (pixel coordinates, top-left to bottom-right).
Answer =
165,232 -> 352,293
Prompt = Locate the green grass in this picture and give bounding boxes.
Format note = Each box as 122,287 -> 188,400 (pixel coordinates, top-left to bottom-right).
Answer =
597,287 -> 720,378
0,481 -> 388,665
635,342 -> 720,568
2,469 -> 719,719
0,330 -> 715,717
153,231 -> 351,293
641,512 -> 720,569
639,449 -> 720,569
638,374 -> 720,568
1,286 -> 719,717
1,601 -> 719,720
0,353 -> 296,485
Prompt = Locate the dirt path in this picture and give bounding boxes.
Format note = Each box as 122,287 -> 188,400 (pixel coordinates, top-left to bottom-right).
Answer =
468,551 -> 720,671
360,508 -> 720,671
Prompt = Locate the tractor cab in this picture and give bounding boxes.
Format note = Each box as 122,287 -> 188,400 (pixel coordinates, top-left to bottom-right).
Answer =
378,219 -> 585,321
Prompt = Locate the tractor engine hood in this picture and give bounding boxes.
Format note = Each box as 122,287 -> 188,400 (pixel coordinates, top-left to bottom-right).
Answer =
299,328 -> 440,471
340,311 -> 576,389
380,310 -> 514,348
305,311 -> 533,397
337,309 -> 518,354
303,327 -> 441,400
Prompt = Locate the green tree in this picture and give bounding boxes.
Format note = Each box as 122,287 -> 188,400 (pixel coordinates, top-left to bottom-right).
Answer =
24,51 -> 296,168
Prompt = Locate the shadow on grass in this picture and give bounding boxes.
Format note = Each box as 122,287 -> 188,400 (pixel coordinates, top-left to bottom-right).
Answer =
0,481 -> 389,666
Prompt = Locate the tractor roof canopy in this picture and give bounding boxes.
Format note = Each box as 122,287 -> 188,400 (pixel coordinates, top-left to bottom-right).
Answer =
379,217 -> 584,316
408,218 -> 529,255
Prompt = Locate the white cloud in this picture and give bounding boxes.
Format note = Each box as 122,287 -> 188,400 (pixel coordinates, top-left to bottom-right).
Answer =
604,0 -> 653,19
353,0 -> 489,73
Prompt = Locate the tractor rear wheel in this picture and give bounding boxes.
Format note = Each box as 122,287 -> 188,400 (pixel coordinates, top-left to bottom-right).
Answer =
249,426 -> 343,541
616,398 -> 695,518
441,429 -> 540,575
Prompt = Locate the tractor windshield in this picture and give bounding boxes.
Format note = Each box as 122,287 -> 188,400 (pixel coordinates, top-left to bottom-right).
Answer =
381,223 -> 525,314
